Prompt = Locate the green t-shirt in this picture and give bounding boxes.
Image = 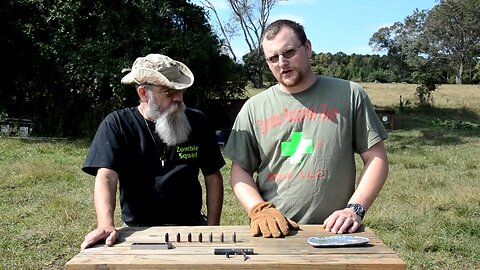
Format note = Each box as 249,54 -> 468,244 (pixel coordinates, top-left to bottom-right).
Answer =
224,76 -> 388,223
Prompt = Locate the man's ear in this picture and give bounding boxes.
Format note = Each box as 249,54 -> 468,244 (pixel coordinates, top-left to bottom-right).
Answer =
137,85 -> 148,102
305,39 -> 313,58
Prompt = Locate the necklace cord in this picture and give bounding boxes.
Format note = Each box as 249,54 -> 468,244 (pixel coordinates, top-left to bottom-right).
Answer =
143,118 -> 167,167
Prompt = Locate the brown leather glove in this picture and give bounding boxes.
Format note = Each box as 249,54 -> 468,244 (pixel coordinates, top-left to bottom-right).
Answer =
248,202 -> 300,238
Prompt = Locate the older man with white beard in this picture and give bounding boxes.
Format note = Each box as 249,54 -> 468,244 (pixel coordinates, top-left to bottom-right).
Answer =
80,54 -> 225,250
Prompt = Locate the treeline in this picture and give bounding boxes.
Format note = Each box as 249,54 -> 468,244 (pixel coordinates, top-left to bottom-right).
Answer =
312,53 -> 406,84
309,52 -> 479,85
0,0 -> 479,137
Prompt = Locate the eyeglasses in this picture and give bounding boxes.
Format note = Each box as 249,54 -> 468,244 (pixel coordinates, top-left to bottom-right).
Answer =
144,85 -> 183,97
266,44 -> 303,64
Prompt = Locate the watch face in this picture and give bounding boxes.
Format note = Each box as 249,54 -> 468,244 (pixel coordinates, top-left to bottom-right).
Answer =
347,203 -> 365,218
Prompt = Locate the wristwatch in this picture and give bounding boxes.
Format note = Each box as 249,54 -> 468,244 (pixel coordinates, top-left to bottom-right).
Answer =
347,203 -> 366,220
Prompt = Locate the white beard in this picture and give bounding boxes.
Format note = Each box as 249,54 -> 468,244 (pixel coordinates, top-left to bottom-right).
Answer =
145,92 -> 192,146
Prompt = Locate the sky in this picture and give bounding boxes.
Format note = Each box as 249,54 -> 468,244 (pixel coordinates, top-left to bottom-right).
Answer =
191,0 -> 439,57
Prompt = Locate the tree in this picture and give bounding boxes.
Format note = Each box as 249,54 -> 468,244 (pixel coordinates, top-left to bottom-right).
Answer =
425,0 -> 480,84
369,0 -> 480,85
0,0 -> 37,118
370,9 -> 446,105
200,0 -> 285,88
369,10 -> 431,84
0,0 -> 246,137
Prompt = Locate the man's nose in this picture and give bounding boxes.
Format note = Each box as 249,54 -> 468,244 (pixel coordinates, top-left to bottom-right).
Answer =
278,54 -> 289,65
171,90 -> 183,101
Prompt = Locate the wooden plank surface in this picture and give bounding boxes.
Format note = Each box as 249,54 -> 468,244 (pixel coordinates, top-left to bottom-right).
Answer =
66,225 -> 406,270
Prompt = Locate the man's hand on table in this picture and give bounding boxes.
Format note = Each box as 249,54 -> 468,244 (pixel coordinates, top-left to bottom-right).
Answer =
80,226 -> 118,250
249,202 -> 300,238
322,207 -> 362,234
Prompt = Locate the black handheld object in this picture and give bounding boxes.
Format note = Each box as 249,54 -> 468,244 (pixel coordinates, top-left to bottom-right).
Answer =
131,242 -> 174,250
214,248 -> 254,255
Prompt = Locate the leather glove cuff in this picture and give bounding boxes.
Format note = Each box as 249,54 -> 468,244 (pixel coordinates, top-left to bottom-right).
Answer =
248,201 -> 275,218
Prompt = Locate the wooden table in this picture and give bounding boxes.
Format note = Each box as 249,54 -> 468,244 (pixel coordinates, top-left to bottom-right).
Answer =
65,225 -> 406,269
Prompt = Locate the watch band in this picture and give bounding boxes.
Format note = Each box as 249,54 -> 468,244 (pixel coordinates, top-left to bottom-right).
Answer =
346,203 -> 366,220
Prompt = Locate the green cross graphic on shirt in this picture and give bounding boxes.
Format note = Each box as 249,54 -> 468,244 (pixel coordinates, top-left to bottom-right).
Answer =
281,132 -> 313,164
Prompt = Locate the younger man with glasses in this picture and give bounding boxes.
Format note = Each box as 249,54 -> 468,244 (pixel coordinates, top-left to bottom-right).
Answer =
80,54 -> 225,250
224,19 -> 389,238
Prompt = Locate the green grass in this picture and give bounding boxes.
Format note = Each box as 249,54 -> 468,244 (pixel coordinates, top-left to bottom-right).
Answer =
1,84 -> 480,269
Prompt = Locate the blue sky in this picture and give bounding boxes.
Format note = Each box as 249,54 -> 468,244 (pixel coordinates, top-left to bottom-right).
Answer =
191,0 -> 438,56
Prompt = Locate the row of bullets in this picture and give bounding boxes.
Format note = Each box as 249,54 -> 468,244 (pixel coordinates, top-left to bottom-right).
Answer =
164,232 -> 237,243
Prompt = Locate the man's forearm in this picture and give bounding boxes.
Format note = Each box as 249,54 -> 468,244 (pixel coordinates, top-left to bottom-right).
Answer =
205,171 -> 224,225
230,163 -> 264,212
350,142 -> 388,210
94,169 -> 118,227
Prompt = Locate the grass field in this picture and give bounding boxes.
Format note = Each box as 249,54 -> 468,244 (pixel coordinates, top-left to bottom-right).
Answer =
1,83 -> 479,269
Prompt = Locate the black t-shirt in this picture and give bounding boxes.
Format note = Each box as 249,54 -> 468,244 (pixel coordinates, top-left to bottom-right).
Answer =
82,107 -> 225,226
